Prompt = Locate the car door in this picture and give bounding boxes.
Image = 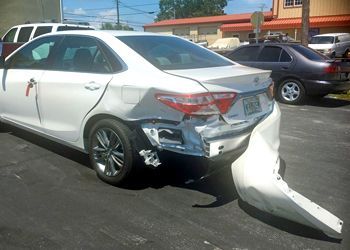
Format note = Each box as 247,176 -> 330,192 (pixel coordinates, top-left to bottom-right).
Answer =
0,36 -> 61,131
256,46 -> 294,82
38,35 -> 116,142
226,45 -> 260,68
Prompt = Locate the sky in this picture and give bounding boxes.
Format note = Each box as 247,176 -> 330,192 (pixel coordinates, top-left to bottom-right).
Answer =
62,0 -> 272,30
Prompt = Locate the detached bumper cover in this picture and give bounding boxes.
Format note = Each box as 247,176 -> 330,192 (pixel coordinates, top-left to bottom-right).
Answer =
231,103 -> 343,238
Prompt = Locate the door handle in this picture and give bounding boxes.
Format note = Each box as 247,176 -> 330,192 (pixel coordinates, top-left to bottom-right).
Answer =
25,78 -> 37,97
281,66 -> 289,70
84,82 -> 101,91
28,78 -> 37,85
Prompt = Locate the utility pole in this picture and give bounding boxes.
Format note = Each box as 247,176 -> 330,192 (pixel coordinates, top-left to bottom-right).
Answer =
173,0 -> 176,19
116,0 -> 120,25
301,0 -> 310,46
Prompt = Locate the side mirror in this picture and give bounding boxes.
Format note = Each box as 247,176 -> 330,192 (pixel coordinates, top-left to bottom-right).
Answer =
0,56 -> 5,69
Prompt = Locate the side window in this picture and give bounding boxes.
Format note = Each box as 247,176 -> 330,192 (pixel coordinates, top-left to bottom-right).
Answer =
335,36 -> 340,43
3,28 -> 18,42
258,46 -> 282,62
17,27 -> 34,43
52,36 -> 113,73
33,26 -> 53,38
280,49 -> 292,62
8,36 -> 61,70
228,46 -> 259,61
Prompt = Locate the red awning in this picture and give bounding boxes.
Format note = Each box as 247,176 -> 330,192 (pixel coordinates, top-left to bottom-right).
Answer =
220,15 -> 350,32
144,12 -> 272,28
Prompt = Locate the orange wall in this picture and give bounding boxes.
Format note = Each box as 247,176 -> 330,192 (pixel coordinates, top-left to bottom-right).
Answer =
273,0 -> 350,18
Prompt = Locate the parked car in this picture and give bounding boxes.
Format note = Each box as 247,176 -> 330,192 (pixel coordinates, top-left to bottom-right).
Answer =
208,37 -> 240,54
224,43 -> 350,104
0,31 -> 343,237
308,33 -> 350,58
0,30 -> 275,185
1,23 -> 94,58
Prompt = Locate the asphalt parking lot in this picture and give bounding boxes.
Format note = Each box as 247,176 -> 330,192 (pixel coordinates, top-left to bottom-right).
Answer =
0,97 -> 349,249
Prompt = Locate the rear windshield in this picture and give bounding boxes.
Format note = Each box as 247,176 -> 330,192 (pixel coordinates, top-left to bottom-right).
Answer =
310,36 -> 334,44
117,35 -> 233,70
291,44 -> 328,61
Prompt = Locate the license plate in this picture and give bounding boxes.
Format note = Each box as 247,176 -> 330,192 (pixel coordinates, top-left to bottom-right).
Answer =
243,96 -> 262,116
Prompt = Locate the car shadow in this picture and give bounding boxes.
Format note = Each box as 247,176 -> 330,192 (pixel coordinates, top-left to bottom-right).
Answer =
303,96 -> 350,108
0,124 -> 342,242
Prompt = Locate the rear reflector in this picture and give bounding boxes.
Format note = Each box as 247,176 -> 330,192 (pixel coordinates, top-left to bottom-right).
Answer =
156,92 -> 237,116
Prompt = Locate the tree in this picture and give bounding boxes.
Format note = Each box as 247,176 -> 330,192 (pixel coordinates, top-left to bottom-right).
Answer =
301,0 -> 310,46
101,22 -> 134,31
156,0 -> 227,21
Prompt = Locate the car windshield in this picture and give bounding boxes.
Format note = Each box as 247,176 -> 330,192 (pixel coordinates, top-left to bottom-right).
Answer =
291,44 -> 329,61
309,36 -> 334,44
117,35 -> 233,70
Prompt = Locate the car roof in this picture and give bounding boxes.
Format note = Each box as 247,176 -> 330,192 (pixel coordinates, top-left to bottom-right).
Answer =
237,43 -> 300,48
9,23 -> 94,29
47,30 -> 169,37
313,33 -> 348,37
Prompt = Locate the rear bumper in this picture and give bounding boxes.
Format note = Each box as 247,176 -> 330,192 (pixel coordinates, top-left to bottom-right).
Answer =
231,103 -> 343,238
141,103 -> 274,159
303,78 -> 350,95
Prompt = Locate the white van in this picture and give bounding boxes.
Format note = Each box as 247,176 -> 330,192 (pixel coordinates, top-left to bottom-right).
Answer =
2,23 -> 95,43
308,33 -> 350,58
1,23 -> 95,58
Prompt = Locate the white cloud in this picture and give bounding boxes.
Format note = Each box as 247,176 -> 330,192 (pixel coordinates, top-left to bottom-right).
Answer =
98,9 -> 117,17
73,8 -> 87,15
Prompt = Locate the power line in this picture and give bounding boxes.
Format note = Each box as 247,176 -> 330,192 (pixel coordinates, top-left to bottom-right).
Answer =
64,12 -> 150,24
64,18 -> 145,27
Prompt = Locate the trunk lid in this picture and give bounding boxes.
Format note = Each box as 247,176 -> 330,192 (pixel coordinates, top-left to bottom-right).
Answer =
166,65 -> 271,93
166,65 -> 274,126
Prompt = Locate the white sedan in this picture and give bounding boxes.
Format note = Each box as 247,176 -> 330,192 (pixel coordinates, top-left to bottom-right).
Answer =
0,31 -> 342,237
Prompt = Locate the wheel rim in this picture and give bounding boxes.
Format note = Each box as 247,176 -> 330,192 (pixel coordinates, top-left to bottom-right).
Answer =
281,81 -> 300,102
92,128 -> 125,177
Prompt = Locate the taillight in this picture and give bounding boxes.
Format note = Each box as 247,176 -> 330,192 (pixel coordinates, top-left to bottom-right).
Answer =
155,92 -> 237,116
325,63 -> 340,73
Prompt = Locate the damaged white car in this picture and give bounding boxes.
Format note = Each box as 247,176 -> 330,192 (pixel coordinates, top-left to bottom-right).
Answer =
0,31 -> 343,236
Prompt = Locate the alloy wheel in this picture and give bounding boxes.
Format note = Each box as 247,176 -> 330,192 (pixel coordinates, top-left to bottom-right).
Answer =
92,128 -> 125,177
281,82 -> 300,102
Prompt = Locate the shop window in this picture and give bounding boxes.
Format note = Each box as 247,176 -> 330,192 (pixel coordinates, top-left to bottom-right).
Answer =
284,0 -> 302,7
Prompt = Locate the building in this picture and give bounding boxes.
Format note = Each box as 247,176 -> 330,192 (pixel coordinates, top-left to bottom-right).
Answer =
0,0 -> 62,36
144,0 -> 350,44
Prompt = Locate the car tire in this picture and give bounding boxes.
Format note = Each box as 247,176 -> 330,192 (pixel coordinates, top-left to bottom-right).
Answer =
344,49 -> 350,59
88,119 -> 135,185
277,79 -> 305,105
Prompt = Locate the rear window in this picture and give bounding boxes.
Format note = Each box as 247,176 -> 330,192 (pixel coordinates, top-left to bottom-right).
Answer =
3,27 -> 17,42
17,27 -> 34,42
117,35 -> 233,70
310,36 -> 334,44
291,45 -> 328,61
33,26 -> 53,38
